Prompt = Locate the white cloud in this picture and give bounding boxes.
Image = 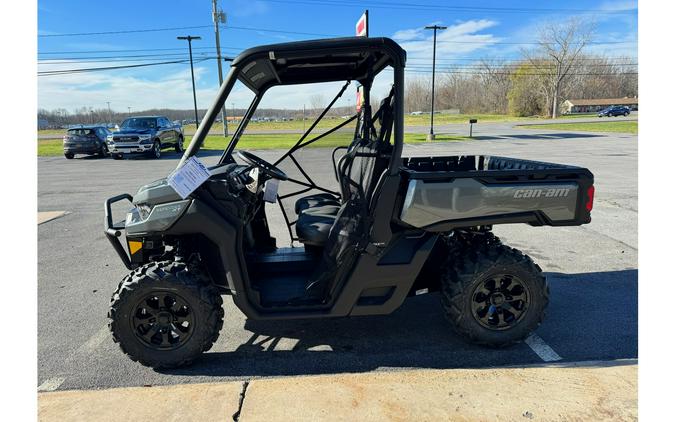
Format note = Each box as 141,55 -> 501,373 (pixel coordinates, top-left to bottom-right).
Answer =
598,0 -> 637,12
230,0 -> 269,17
393,19 -> 501,62
38,61 -> 221,112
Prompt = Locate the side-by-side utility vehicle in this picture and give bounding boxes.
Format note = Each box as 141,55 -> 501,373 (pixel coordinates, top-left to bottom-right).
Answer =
104,37 -> 594,368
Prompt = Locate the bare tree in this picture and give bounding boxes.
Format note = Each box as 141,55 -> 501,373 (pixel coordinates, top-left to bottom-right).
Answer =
478,59 -> 512,114
523,18 -> 595,118
309,94 -> 326,115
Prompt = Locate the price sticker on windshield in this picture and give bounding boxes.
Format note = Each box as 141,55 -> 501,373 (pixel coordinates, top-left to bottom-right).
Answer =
167,157 -> 212,199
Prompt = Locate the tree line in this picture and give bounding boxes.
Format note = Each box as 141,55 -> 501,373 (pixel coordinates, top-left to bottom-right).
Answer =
39,19 -> 637,127
406,18 -> 637,117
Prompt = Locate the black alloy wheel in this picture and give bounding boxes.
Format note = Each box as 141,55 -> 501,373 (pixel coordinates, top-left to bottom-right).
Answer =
132,291 -> 194,350
470,274 -> 530,330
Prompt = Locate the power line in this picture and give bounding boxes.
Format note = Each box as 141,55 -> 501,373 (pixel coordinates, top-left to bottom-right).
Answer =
38,25 -> 213,38
37,58 -> 211,76
261,0 -> 636,15
222,25 -> 339,37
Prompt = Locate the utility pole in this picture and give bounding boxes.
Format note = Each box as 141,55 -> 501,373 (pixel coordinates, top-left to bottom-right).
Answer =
212,1 -> 229,137
177,35 -> 202,129
106,101 -> 112,124
127,106 -> 131,117
424,24 -> 446,140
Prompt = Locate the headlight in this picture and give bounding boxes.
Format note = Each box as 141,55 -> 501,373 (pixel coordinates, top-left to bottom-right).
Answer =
125,200 -> 190,233
137,203 -> 152,220
106,134 -> 113,141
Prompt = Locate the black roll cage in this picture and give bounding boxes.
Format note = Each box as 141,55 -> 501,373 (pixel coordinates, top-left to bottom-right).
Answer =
177,37 -> 406,244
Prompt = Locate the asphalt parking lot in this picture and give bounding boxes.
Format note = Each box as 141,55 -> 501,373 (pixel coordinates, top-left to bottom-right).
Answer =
38,123 -> 637,391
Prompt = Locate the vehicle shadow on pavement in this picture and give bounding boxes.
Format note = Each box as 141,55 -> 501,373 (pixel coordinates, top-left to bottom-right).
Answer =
115,150 -> 222,161
159,269 -> 637,377
472,132 -> 604,141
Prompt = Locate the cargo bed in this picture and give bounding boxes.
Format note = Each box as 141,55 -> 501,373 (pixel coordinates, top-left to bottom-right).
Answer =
397,155 -> 594,231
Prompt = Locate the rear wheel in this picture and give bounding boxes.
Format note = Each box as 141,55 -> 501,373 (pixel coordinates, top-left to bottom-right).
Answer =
174,135 -> 184,153
440,240 -> 548,347
98,143 -> 108,157
64,153 -> 74,159
109,261 -> 224,368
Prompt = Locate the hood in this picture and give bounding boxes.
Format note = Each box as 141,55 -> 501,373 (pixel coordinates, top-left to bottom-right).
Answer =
115,128 -> 155,135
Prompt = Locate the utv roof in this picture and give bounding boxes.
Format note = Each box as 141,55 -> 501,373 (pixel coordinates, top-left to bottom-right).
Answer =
231,37 -> 406,93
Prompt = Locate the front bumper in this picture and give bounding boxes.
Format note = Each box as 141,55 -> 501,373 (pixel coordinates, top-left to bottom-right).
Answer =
109,142 -> 153,155
104,193 -> 134,269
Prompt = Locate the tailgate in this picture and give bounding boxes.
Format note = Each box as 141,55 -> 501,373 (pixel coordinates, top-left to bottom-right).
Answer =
398,155 -> 594,231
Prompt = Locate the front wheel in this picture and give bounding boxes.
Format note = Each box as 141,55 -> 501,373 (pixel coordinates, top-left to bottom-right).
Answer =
108,261 -> 224,368
440,242 -> 548,347
151,141 -> 161,159
64,153 -> 74,159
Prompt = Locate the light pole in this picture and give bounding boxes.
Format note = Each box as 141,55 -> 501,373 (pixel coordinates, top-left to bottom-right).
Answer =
424,24 -> 446,140
106,101 -> 112,124
212,0 -> 228,137
177,35 -> 202,129
127,106 -> 131,117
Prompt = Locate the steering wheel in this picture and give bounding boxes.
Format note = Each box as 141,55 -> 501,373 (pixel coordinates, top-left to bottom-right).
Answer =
236,150 -> 288,181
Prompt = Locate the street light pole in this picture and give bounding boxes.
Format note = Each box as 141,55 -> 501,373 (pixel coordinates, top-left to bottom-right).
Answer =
177,35 -> 202,129
424,25 -> 446,140
212,0 -> 228,137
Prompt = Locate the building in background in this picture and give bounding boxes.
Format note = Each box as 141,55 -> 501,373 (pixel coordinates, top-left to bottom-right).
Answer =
561,97 -> 638,114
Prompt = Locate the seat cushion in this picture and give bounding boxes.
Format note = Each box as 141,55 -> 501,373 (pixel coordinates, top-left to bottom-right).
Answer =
295,193 -> 340,214
295,205 -> 339,246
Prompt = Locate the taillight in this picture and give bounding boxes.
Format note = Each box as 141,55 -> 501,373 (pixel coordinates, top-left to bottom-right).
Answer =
586,186 -> 595,212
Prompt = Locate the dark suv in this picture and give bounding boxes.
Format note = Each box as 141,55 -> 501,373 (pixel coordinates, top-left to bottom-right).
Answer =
598,106 -> 630,117
63,126 -> 111,159
107,116 -> 184,159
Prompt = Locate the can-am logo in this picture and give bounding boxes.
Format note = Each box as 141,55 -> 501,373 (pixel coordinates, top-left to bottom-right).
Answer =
513,188 -> 570,198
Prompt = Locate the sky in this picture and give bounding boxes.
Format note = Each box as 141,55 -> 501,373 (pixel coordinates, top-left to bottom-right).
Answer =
37,0 -> 638,113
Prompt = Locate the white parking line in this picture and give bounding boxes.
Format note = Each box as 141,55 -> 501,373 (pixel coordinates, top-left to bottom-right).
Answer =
74,325 -> 110,357
525,333 -> 562,362
38,377 -> 65,392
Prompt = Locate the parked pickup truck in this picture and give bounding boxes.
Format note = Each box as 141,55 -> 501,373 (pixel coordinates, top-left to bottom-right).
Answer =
107,116 -> 184,159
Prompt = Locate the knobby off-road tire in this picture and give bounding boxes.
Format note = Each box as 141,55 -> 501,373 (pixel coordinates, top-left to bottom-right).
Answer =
440,239 -> 548,347
109,261 -> 224,368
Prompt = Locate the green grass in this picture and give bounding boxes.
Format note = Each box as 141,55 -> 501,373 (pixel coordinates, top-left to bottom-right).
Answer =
38,113 -> 543,139
37,140 -> 66,156
520,120 -> 638,134
37,132 -> 469,156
